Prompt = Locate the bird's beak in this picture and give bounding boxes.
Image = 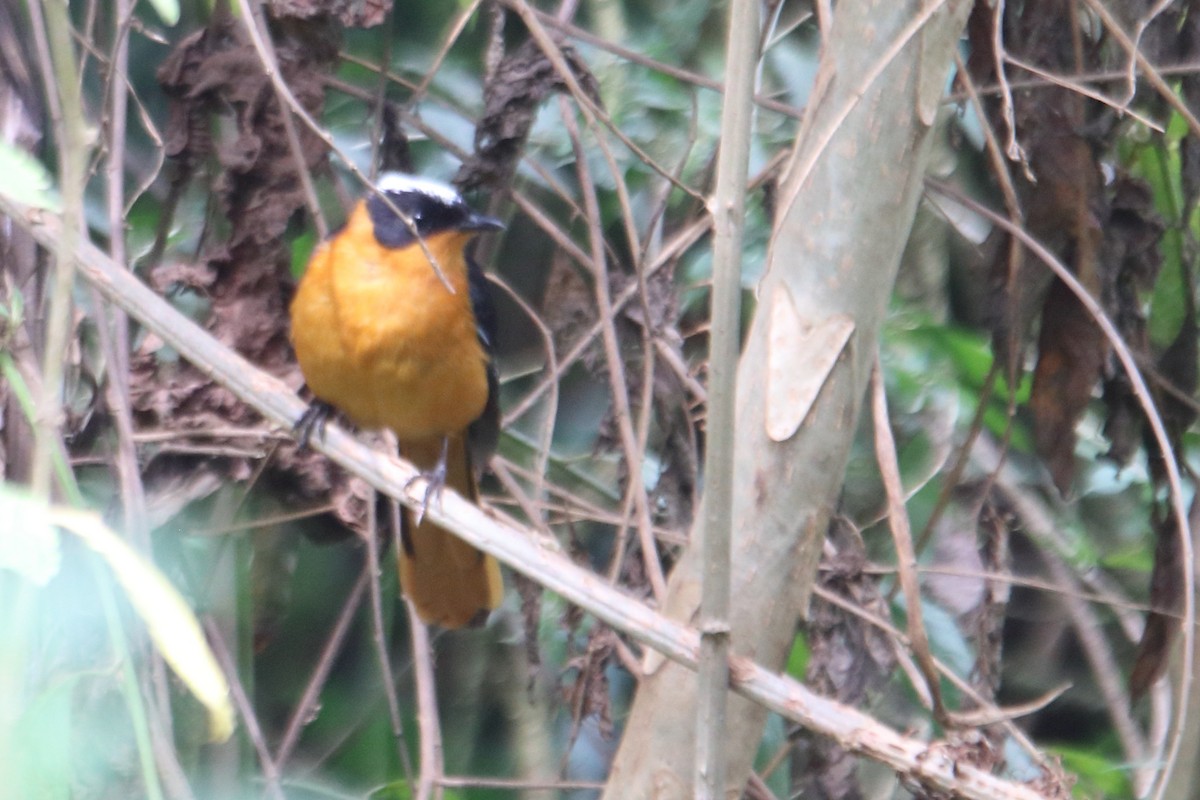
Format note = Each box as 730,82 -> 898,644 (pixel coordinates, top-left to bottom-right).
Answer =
461,212 -> 505,233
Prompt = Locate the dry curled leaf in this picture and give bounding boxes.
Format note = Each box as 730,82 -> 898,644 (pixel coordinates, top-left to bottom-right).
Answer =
266,0 -> 388,27
457,37 -> 601,193
1029,279 -> 1107,494
140,8 -> 375,536
1130,503 -> 1189,700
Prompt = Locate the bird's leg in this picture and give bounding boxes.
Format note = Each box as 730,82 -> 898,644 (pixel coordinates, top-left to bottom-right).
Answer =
295,398 -> 338,449
405,435 -> 450,525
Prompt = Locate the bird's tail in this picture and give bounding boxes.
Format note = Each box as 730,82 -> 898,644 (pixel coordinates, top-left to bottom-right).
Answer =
398,435 -> 503,628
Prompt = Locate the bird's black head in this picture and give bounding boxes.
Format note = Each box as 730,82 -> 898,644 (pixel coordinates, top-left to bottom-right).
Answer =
366,173 -> 503,249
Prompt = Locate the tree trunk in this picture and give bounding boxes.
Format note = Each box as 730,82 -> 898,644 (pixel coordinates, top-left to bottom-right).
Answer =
602,1 -> 973,796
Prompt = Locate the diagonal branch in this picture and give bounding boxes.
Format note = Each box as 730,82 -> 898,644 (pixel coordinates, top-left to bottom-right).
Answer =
1,194 -> 1059,800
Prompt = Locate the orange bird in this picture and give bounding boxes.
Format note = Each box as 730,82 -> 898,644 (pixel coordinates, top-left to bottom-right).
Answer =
290,173 -> 504,628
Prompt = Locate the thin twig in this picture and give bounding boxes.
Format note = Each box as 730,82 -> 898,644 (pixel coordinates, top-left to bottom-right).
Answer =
1078,0 -> 1200,140
363,496 -> 416,790
408,605 -> 444,800
404,0 -> 483,112
529,8 -> 803,120
812,584 -> 1049,766
490,460 -> 550,537
871,357 -> 945,719
101,0 -> 148,544
32,0 -> 87,499
437,775 -> 605,790
594,90 -> 673,590
273,565 -> 370,768
506,0 -> 705,201
235,0 -> 328,239
491,455 -> 686,547
1042,552 -> 1150,792
502,149 -> 787,431
100,0 -> 178,785
487,271 -> 559,515
202,617 -> 287,800
560,97 -> 667,603
1004,53 -> 1164,132
502,210 -> 711,425
990,0 -> 1027,165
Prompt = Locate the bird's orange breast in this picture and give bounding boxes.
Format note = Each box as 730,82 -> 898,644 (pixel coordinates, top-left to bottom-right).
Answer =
290,202 -> 490,442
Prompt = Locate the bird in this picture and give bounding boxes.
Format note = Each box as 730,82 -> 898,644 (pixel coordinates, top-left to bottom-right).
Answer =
289,172 -> 505,628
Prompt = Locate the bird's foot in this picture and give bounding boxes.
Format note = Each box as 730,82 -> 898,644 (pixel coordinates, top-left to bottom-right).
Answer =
295,399 -> 337,449
404,437 -> 450,525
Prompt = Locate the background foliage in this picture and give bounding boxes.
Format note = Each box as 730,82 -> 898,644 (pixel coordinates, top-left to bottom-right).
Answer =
2,0 -> 1199,798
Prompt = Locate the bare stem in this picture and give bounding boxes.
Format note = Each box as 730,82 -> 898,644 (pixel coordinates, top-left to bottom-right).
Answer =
696,0 -> 759,795
32,0 -> 88,497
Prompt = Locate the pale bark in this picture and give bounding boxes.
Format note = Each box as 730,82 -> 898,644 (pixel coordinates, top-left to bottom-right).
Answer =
602,1 -> 974,797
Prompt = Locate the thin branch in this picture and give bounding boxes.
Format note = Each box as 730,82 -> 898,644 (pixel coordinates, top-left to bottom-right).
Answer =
1078,0 -> 1200,140
560,98 -> 667,603
273,565 -> 370,768
870,357 -> 945,719
364,497 -> 416,790
437,775 -> 605,791
32,0 -> 87,498
404,0 -> 484,113
505,0 -> 705,202
1042,552 -> 1149,792
99,0 -> 179,784
408,605 -> 444,800
949,61 -> 1200,104
235,0 -> 327,239
696,0 -> 758,792
528,8 -> 804,120
203,617 -> 287,800
487,271 -> 559,523
990,0 -> 1027,165
101,0 -> 149,544
502,187 -> 728,424
1004,53 -> 1164,132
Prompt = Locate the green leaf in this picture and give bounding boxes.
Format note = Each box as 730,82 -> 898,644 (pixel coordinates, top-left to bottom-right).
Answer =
0,484 -> 62,585
144,0 -> 180,25
785,632 -> 810,679
290,228 -> 318,278
1049,744 -> 1132,798
0,144 -> 60,212
53,508 -> 234,742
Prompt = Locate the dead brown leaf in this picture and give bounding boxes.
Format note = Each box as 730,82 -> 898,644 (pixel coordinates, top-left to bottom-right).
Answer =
457,37 -> 601,193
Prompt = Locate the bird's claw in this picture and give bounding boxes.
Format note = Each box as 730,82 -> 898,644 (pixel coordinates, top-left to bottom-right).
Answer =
405,437 -> 450,525
405,456 -> 448,526
295,399 -> 337,449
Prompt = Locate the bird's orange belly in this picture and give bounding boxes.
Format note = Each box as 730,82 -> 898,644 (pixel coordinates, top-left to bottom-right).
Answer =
348,337 -> 489,439
290,219 -> 491,442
